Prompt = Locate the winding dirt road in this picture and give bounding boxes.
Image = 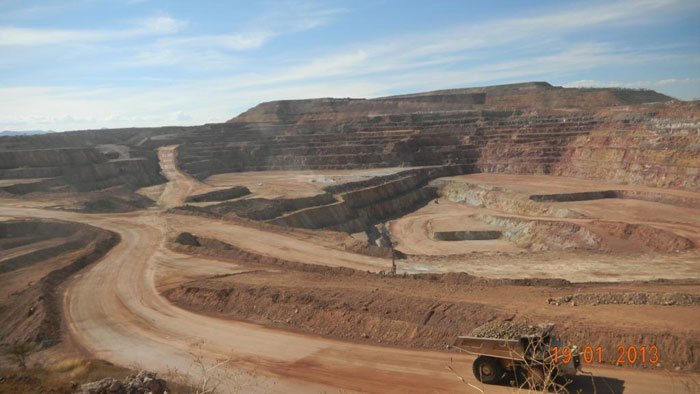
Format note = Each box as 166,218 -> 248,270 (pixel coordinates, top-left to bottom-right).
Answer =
1,146 -> 695,393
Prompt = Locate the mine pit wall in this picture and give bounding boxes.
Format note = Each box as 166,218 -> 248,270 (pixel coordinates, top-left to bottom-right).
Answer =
530,189 -> 700,208
0,147 -> 107,169
268,181 -> 438,233
0,146 -> 165,194
471,213 -> 693,253
185,186 -> 251,203
268,166 -> 464,233
530,190 -> 619,202
180,100 -> 698,191
550,119 -> 700,191
430,230 -> 502,241
438,180 -> 584,218
0,220 -> 120,347
206,193 -> 338,221
473,214 -> 603,251
440,180 -> 700,221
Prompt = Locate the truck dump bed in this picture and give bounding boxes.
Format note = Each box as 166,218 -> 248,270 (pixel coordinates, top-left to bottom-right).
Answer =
453,336 -> 526,359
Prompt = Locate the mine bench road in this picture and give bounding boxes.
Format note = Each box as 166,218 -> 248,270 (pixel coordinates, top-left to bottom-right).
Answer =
3,206 -> 696,393
1,145 -> 697,393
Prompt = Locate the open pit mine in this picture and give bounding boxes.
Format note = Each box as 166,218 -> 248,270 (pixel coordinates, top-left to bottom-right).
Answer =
1,82 -> 699,393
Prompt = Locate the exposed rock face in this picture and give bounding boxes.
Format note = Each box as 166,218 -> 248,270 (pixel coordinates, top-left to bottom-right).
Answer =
0,147 -> 164,194
185,185 -> 251,202
551,108 -> 700,190
0,220 -> 120,347
169,83 -> 694,190
182,166 -> 461,233
77,371 -> 168,394
0,147 -> 106,169
1,82 -> 695,197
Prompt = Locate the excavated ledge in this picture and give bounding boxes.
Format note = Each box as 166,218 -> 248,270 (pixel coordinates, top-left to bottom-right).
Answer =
530,190 -> 619,202
0,220 -> 120,347
431,230 -> 502,241
472,213 -> 694,253
165,232 -> 699,372
184,186 -> 251,203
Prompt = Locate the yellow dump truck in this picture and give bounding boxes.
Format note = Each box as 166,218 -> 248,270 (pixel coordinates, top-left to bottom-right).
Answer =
453,325 -> 580,387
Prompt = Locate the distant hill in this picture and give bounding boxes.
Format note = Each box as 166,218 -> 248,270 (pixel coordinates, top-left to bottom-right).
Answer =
229,81 -> 675,123
0,130 -> 56,137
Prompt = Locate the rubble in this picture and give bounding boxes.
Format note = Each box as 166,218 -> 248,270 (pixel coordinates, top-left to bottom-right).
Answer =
547,292 -> 700,307
469,321 -> 546,340
76,371 -> 168,394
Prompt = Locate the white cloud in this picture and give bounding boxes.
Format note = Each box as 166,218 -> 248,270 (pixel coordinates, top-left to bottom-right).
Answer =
195,0 -> 694,88
118,4 -> 346,68
2,0 -> 699,131
0,16 -> 186,46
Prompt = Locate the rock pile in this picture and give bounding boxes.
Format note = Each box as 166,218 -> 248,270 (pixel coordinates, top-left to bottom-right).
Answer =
174,232 -> 200,247
547,292 -> 700,306
77,371 -> 168,394
469,321 -> 544,340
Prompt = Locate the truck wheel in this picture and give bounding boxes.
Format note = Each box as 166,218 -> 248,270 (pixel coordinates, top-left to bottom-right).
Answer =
472,356 -> 503,384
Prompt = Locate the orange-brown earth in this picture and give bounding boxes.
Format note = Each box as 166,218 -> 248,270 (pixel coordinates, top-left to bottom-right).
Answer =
1,82 -> 699,393
165,232 -> 700,373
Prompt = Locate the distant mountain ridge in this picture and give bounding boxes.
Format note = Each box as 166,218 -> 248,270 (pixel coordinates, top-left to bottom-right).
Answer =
229,81 -> 675,123
0,130 -> 56,137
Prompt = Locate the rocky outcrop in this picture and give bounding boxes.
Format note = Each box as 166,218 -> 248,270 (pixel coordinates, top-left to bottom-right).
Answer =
185,185 -> 250,202
0,148 -> 164,194
0,220 -> 119,347
551,111 -> 700,190
430,230 -> 502,241
439,180 -> 584,218
188,167 -> 459,233
77,371 -> 168,394
1,82 -> 694,196
0,148 -> 106,169
0,138 -> 166,194
471,213 -> 693,253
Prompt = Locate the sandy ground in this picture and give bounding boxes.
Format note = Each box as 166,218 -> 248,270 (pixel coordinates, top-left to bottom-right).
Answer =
387,199 -> 700,281
1,151 -> 699,393
385,172 -> 700,281
205,167 -> 414,199
388,202 -> 523,255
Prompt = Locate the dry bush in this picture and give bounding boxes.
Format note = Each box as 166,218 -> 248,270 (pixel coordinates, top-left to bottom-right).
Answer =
162,343 -> 271,394
449,334 -> 584,394
2,342 -> 37,370
47,357 -> 85,373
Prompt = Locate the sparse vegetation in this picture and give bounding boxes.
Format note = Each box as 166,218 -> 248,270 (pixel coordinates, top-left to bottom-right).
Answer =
3,342 -> 36,370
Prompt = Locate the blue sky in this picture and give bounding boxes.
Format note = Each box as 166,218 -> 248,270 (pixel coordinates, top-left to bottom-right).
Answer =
1,0 -> 699,131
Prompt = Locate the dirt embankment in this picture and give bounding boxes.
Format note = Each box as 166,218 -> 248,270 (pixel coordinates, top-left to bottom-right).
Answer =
165,233 -> 700,372
548,292 -> 700,307
184,186 -> 251,203
71,186 -> 156,213
0,220 -> 120,347
439,181 -> 587,218
470,214 -> 694,253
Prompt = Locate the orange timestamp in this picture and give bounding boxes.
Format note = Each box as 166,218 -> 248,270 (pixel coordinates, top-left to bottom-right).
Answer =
551,345 -> 660,365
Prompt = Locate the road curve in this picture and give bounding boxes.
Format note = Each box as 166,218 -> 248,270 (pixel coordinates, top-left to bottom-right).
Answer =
0,146 -> 694,393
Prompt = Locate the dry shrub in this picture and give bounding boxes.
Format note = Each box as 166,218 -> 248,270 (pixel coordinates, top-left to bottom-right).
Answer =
162,343 -> 273,394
